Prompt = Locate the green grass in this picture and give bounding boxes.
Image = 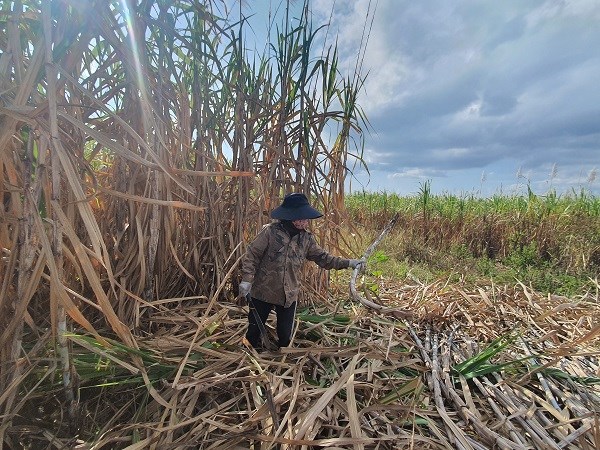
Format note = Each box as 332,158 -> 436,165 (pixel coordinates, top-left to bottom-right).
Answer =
346,189 -> 599,297
346,188 -> 600,218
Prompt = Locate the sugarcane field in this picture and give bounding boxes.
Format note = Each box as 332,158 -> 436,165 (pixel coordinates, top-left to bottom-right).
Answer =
1,1 -> 599,449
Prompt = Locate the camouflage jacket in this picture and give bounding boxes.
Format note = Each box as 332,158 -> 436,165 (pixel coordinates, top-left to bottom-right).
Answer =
241,222 -> 351,307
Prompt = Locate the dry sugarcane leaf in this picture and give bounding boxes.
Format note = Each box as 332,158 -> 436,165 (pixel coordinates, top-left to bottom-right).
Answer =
97,186 -> 208,212
295,354 -> 359,439
52,202 -> 135,346
345,370 -> 365,450
29,194 -> 101,340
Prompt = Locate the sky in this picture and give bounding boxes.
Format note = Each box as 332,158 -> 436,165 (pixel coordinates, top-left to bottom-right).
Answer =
240,0 -> 600,197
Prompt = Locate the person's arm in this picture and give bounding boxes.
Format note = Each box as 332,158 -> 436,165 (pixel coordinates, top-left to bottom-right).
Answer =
305,234 -> 352,270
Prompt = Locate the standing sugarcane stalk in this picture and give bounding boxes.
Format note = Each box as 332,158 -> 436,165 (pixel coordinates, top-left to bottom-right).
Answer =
42,1 -> 77,429
1,133 -> 38,440
0,2 -> 48,434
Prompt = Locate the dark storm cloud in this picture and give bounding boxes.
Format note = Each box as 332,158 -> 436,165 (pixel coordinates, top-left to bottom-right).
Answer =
315,0 -> 600,193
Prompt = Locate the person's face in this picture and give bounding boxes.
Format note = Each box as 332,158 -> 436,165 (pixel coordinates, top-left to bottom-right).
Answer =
292,219 -> 309,230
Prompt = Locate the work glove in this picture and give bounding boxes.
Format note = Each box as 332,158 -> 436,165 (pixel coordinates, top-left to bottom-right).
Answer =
236,281 -> 252,306
348,258 -> 366,270
239,281 -> 252,298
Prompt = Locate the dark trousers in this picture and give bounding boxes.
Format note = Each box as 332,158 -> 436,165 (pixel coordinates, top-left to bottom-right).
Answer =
246,297 -> 296,349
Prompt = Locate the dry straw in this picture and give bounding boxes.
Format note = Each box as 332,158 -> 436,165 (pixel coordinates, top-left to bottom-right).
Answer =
1,1 -> 598,449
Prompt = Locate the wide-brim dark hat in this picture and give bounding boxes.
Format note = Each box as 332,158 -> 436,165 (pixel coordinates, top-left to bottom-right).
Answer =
270,193 -> 323,220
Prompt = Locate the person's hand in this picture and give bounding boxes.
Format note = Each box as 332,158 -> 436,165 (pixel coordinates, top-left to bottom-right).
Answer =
348,258 -> 366,270
239,281 -> 252,298
236,281 -> 252,306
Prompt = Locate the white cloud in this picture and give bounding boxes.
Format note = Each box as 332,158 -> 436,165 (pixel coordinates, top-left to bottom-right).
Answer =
390,168 -> 447,179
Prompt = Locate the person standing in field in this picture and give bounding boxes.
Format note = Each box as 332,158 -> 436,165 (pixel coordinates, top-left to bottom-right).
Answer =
239,193 -> 364,351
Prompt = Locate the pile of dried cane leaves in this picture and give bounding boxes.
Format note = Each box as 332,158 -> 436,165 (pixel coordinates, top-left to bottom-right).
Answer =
51,275 -> 599,449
